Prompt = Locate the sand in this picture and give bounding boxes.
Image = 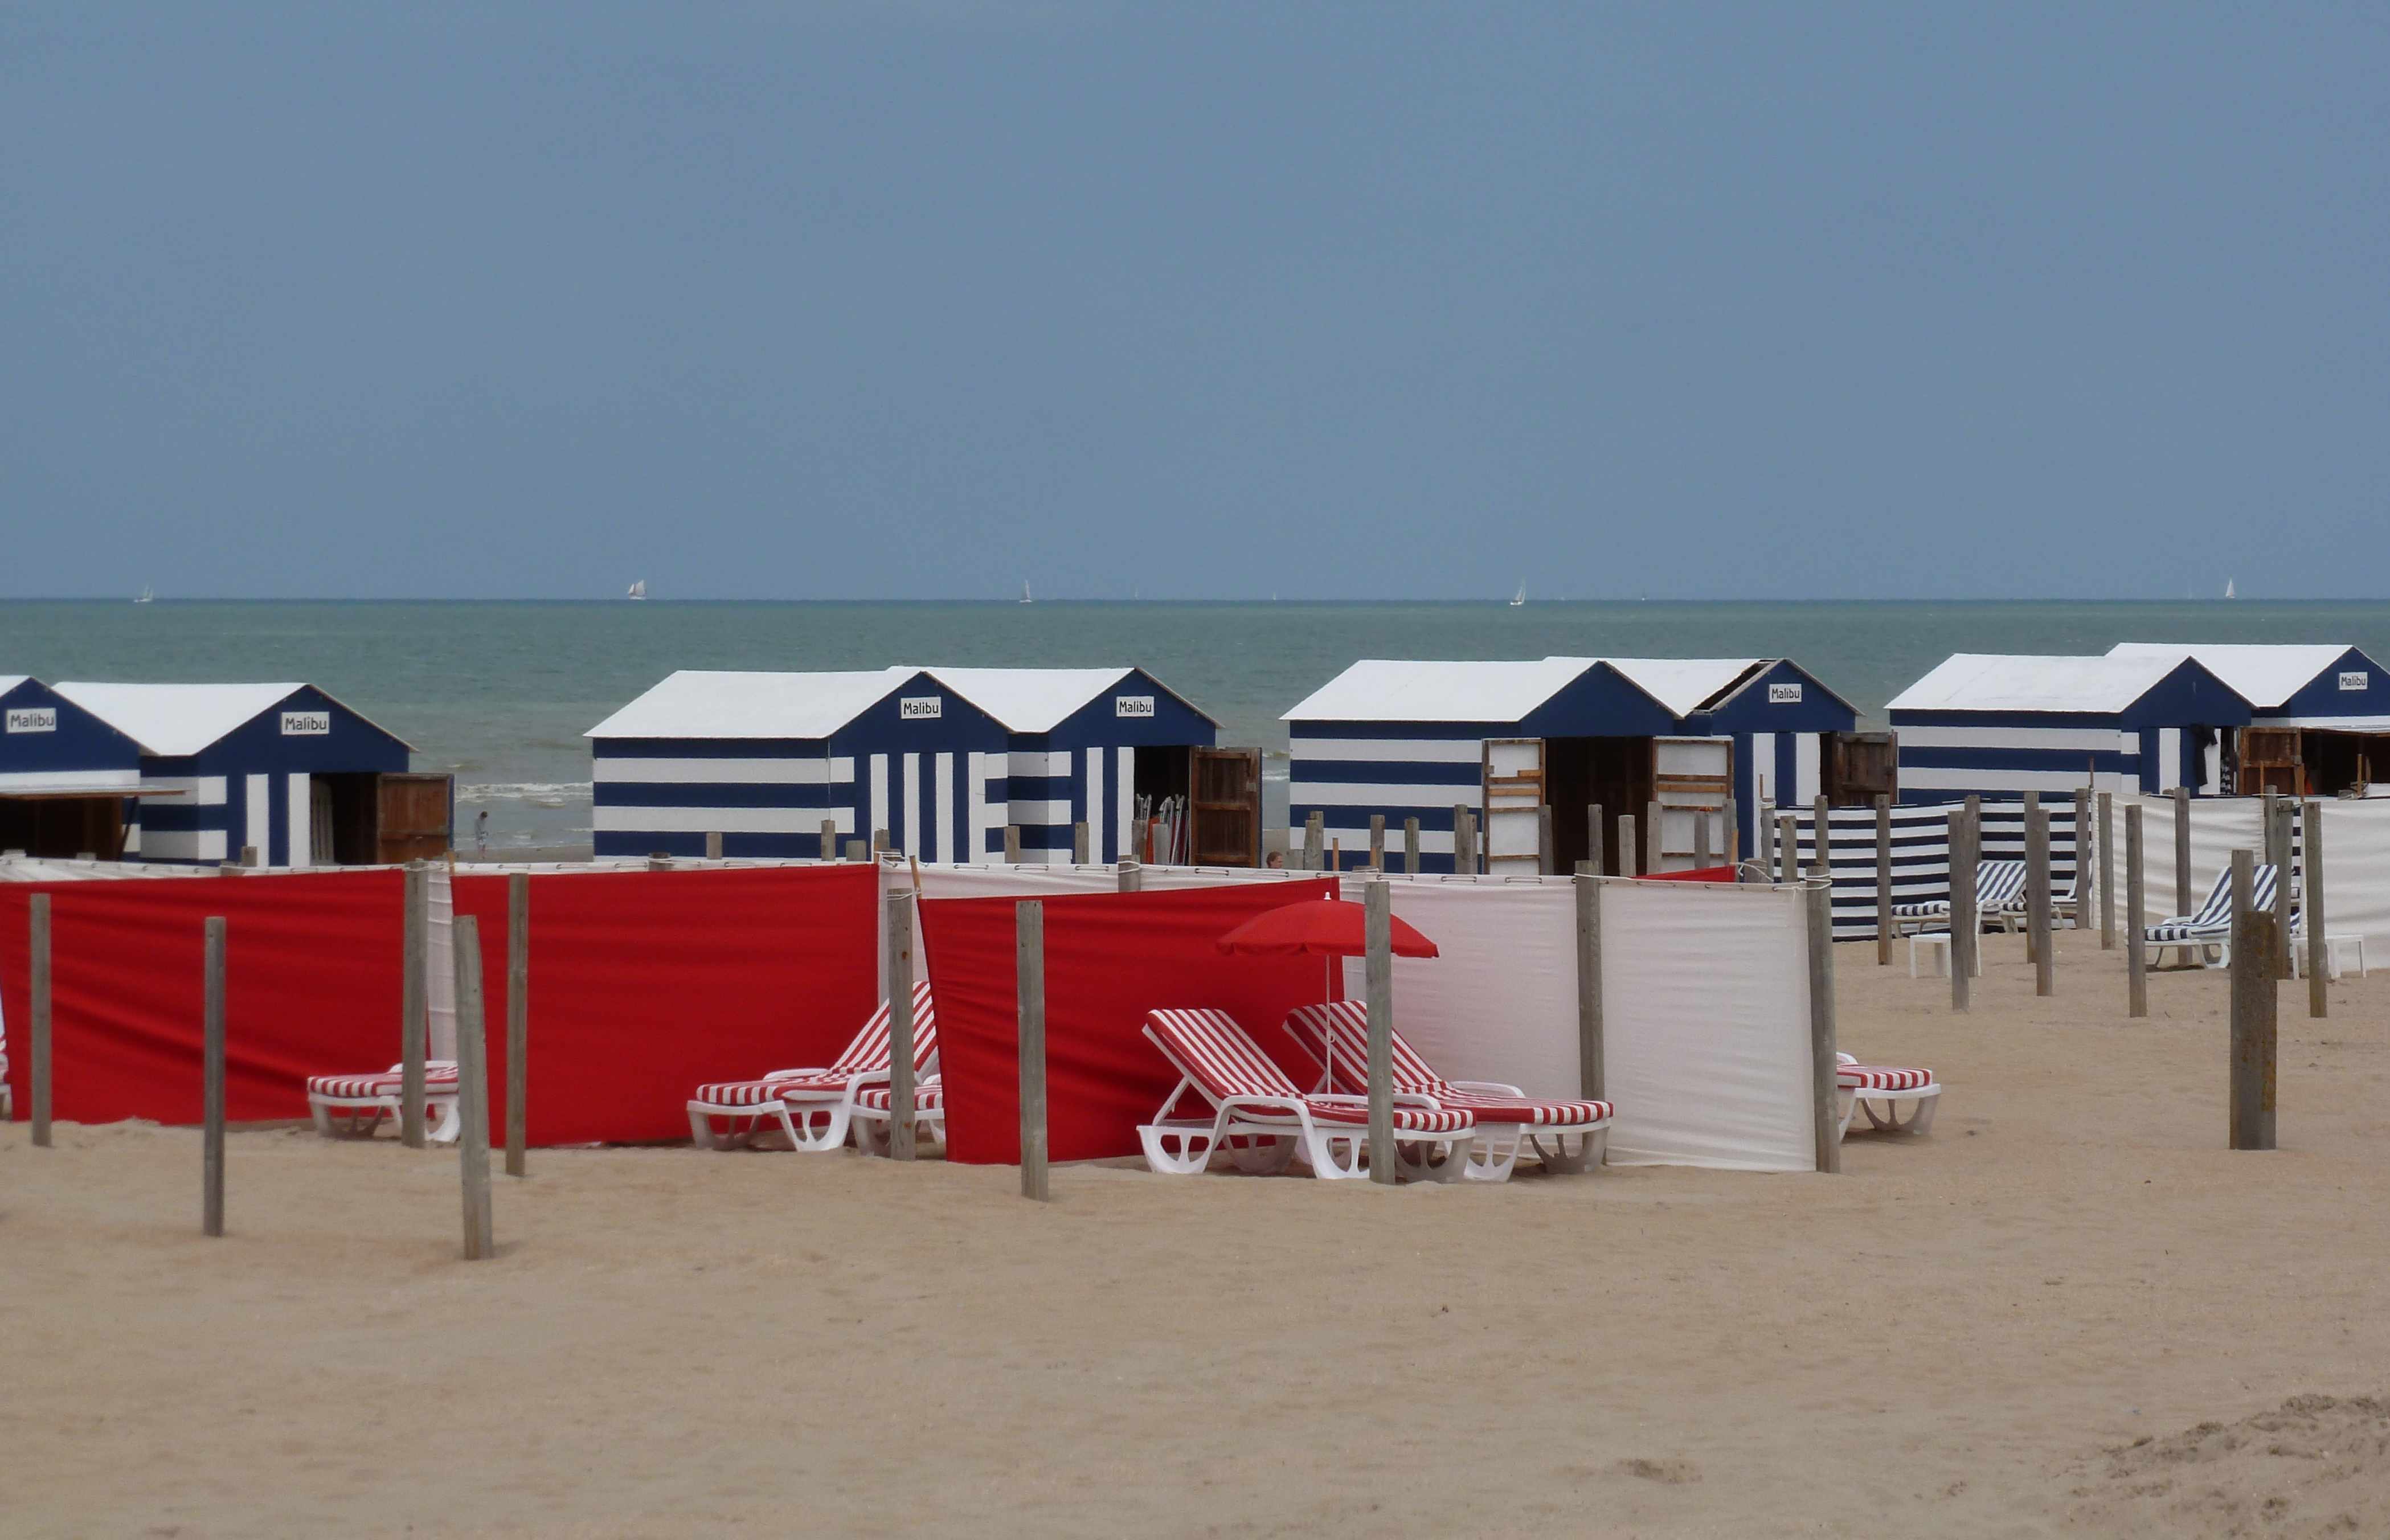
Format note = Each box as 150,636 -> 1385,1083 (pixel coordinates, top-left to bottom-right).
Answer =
6,929 -> 2387,1539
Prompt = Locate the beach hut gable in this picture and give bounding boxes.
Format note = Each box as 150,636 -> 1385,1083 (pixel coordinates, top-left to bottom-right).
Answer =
0,677 -> 145,789
49,681 -> 420,866
2106,644 -> 2390,796
1888,653 -> 2252,804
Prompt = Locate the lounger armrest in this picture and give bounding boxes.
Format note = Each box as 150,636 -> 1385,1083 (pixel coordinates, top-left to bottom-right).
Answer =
1446,1079 -> 1527,1097
1216,1094 -> 1316,1123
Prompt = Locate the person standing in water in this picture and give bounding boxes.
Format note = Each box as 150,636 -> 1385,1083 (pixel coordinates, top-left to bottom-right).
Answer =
474,809 -> 489,856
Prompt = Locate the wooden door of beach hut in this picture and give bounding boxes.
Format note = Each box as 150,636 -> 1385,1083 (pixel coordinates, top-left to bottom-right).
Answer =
1188,747 -> 1261,866
1652,738 -> 1732,871
1482,738 -> 1545,872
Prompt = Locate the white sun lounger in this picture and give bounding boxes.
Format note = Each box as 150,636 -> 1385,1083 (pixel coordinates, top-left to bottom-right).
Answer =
1136,1007 -> 1476,1181
686,982 -> 936,1152
305,1061 -> 463,1143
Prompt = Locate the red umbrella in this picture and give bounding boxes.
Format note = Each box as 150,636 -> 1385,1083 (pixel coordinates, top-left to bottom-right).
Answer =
1216,896 -> 1440,959
1217,896 -> 1439,1088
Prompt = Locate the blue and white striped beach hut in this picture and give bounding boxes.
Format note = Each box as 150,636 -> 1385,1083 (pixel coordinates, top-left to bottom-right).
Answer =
589,666 -> 1219,863
916,668 -> 1218,863
2105,644 -> 2390,796
0,677 -> 146,858
1886,653 -> 2252,805
588,669 -> 1011,861
1283,657 -> 1858,874
52,682 -> 421,865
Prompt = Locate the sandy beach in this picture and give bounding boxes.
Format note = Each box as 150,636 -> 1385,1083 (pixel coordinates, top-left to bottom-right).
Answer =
6,928 -> 2386,1539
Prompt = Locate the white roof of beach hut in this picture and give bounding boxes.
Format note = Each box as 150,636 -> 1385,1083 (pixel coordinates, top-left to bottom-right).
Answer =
919,666 -> 1218,732
1885,653 -> 2208,716
1564,657 -> 1764,718
2102,644 -> 2358,711
51,681 -> 330,756
586,668 -> 915,741
1280,658 -> 1597,724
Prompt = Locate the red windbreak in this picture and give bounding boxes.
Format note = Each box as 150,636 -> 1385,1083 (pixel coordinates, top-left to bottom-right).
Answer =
918,879 -> 1341,1164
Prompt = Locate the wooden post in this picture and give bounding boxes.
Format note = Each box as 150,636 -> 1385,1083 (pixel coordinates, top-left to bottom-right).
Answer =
1331,838 -> 1343,874
2126,805 -> 2148,1018
2305,800 -> 2327,1019
873,828 -> 890,857
1646,798 -> 1663,874
1618,814 -> 1638,878
1536,805 -> 1553,875
1585,804 -> 1603,878
1760,804 -> 1777,881
1804,876 -> 1840,1174
1774,813 -> 1797,884
1003,824 -> 1021,863
1370,813 -> 1386,872
1448,806 -> 1466,874
1872,796 -> 1892,964
1071,821 -> 1090,865
1133,817 -> 1152,866
1724,796 -> 1739,867
1017,900 -> 1047,1202
2229,905 -> 2278,1152
647,854 -> 670,872
452,915 -> 495,1260
1950,803 -> 1975,1014
2268,797 -> 2294,977
1692,810 -> 1712,870
240,845 -> 258,868
2026,792 -> 2053,996
822,819 -> 838,861
1364,880 -> 1395,1186
704,831 -> 723,861
29,894 -> 51,1148
2230,846 -> 2256,961
844,838 -> 866,862
1961,794 -> 1982,982
202,916 -> 227,1236
1117,859 -> 1142,893
1306,812 -> 1326,872
1575,871 -> 1602,1101
2098,792 -> 2117,950
400,862 -> 428,1149
1403,817 -> 1421,875
2172,787 -> 2193,916
885,887 -> 917,1161
1459,809 -> 1479,875
1810,796 -> 1830,879
504,872 -> 529,1179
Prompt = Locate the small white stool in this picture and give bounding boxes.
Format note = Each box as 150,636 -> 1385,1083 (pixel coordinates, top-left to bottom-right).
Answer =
2292,933 -> 2366,981
1907,932 -> 1983,979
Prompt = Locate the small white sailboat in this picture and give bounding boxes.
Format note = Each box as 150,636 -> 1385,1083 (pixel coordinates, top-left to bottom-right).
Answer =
134,584 -> 154,604
626,579 -> 648,601
2224,578 -> 2236,600
1509,581 -> 1526,608
1020,580 -> 1034,605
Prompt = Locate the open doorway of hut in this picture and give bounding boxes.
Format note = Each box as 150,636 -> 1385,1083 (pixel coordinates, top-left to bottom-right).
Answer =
0,795 -> 128,859
1822,732 -> 1898,806
1132,747 -> 1194,864
314,772 -> 455,865
1546,736 -> 1651,875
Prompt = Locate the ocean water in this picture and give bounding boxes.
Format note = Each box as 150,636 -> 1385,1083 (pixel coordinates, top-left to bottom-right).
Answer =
4,599 -> 2386,852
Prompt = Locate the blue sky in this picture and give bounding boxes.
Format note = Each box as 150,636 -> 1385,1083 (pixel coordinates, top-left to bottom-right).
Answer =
4,3 -> 2384,600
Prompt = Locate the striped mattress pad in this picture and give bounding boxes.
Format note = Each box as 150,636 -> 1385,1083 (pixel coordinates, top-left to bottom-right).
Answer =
306,1061 -> 461,1099
1835,1055 -> 1933,1092
1283,1001 -> 1610,1129
853,1078 -> 944,1113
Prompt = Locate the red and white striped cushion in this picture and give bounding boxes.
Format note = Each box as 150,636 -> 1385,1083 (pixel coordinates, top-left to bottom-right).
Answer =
692,1078 -> 805,1108
854,1080 -> 944,1113
1298,1100 -> 1472,1133
307,1061 -> 459,1099
1286,1002 -> 1607,1128
1838,1064 -> 1933,1092
1435,1088 -> 1612,1127
826,982 -> 939,1078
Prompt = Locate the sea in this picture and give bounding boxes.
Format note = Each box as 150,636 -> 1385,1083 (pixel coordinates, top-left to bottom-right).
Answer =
5,599 -> 2386,854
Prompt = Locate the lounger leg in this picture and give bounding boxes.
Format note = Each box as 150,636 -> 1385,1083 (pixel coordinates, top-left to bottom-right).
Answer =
425,1096 -> 461,1145
784,1103 -> 854,1153
1137,1121 -> 1223,1175
311,1099 -> 333,1137
1296,1119 -> 1370,1181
